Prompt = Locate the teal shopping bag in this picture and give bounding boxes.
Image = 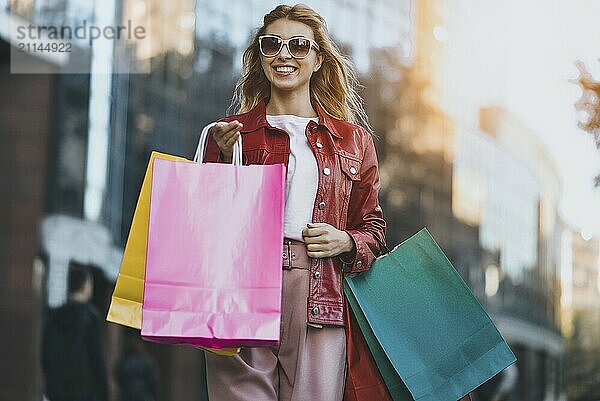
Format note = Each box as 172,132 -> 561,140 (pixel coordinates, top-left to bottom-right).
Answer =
344,284 -> 414,401
344,228 -> 516,401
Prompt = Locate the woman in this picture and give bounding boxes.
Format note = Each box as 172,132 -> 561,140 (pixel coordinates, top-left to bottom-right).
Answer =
203,4 -> 386,400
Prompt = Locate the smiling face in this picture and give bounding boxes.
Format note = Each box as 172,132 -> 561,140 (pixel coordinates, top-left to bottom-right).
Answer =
260,18 -> 323,97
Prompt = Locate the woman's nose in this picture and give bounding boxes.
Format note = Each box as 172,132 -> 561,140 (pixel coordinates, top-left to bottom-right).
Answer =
278,43 -> 293,59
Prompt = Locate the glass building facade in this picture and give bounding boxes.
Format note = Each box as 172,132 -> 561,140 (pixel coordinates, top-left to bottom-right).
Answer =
454,107 -> 563,400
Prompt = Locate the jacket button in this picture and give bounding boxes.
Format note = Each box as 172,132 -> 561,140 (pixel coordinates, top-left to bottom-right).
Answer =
291,252 -> 296,259
323,167 -> 331,176
311,306 -> 320,316
313,270 -> 321,279
282,252 -> 287,259
318,201 -> 326,210
349,166 -> 357,174
316,141 -> 323,149
356,260 -> 363,268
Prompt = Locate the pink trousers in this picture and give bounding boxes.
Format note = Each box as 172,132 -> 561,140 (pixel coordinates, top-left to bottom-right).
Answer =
205,239 -> 347,401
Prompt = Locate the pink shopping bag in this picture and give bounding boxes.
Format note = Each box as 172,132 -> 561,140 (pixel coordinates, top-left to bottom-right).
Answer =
141,130 -> 285,348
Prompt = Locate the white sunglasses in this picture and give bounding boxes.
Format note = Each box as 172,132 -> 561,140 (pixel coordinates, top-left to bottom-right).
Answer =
258,34 -> 320,59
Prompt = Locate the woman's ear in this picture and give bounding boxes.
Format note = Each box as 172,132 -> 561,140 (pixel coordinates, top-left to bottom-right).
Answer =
314,53 -> 324,73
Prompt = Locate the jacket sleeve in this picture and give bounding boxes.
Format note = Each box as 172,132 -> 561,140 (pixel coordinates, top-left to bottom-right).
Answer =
338,129 -> 387,274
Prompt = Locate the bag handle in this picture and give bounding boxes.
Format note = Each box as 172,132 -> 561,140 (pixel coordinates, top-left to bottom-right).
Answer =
368,230 -> 391,256
194,122 -> 243,165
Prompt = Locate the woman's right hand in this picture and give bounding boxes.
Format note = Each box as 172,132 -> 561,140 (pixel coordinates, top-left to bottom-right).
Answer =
210,120 -> 243,162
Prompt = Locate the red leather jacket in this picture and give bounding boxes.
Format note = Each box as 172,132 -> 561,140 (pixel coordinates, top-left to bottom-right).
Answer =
204,97 -> 386,326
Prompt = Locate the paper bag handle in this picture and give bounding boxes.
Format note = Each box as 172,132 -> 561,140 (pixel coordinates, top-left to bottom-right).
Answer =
194,122 -> 243,165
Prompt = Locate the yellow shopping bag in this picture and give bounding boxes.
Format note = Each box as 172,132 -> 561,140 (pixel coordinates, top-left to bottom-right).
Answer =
107,151 -> 240,357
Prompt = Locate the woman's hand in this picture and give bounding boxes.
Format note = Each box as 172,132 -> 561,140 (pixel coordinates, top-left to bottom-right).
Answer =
211,121 -> 243,162
302,223 -> 355,258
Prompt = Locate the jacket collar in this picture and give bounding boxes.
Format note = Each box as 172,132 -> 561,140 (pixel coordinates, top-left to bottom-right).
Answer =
238,96 -> 343,139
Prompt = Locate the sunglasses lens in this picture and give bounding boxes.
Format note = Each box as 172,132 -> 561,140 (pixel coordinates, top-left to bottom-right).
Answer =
289,38 -> 311,58
260,36 -> 281,56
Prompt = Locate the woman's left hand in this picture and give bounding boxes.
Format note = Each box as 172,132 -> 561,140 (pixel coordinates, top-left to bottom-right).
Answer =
302,223 -> 355,258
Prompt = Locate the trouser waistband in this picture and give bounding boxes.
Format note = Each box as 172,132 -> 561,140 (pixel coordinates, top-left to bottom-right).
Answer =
282,238 -> 311,270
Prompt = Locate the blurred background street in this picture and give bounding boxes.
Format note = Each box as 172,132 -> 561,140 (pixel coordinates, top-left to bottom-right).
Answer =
1,0 -> 599,400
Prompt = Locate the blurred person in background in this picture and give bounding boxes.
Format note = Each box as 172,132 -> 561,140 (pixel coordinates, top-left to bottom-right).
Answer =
116,328 -> 159,401
42,261 -> 109,401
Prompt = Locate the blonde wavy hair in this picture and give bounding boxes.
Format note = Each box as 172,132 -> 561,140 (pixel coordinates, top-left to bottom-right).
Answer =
228,4 -> 372,134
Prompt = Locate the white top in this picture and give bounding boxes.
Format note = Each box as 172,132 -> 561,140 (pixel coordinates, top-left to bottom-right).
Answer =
266,114 -> 319,242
